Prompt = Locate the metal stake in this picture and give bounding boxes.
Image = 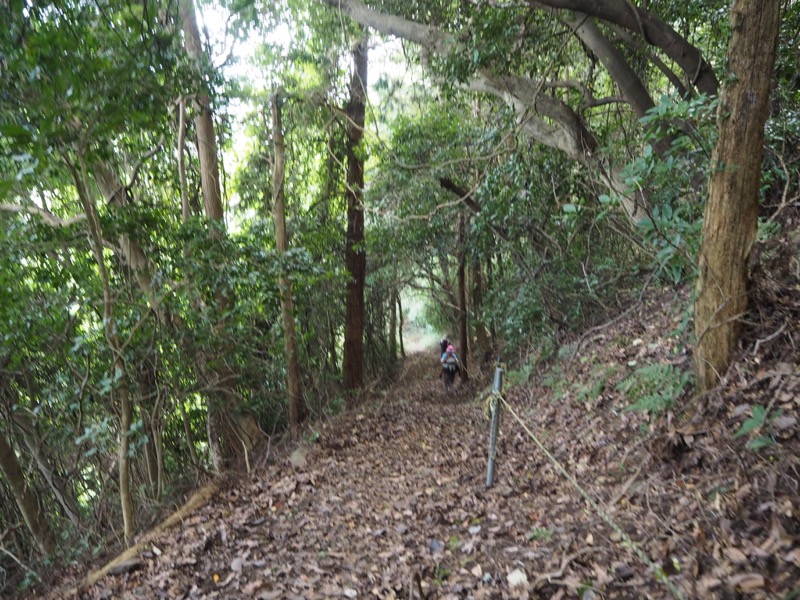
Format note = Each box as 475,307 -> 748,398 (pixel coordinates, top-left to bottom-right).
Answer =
485,366 -> 503,488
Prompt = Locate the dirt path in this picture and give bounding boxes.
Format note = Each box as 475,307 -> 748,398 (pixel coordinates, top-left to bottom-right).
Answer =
65,340 -> 800,599
64,353 -> 665,599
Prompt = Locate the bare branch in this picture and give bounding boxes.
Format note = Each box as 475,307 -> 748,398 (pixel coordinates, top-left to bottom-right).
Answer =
0,203 -> 86,227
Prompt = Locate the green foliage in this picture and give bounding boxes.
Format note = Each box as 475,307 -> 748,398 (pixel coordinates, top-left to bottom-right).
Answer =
733,406 -> 765,438
733,405 -> 778,452
505,358 -> 537,388
616,363 -> 693,416
540,366 -> 568,399
624,94 -> 719,284
574,365 -> 619,406
527,526 -> 554,542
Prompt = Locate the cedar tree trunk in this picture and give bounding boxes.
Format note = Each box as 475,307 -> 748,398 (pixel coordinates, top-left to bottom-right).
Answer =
457,214 -> 469,380
343,36 -> 368,394
694,1 -> 781,391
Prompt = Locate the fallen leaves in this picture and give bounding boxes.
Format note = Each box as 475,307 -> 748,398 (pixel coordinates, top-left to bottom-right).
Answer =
65,302 -> 800,600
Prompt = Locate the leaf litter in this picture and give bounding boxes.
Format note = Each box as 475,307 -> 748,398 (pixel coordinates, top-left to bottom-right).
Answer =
59,280 -> 800,599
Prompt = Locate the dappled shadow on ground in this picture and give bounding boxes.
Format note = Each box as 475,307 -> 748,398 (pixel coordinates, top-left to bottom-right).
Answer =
55,286 -> 799,599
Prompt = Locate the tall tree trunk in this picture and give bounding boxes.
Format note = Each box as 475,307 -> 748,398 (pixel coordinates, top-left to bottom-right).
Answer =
389,284 -> 397,360
0,431 -> 55,554
179,0 -> 223,222
271,93 -> 308,430
486,254 -> 497,345
71,160 -> 136,545
329,316 -> 338,373
342,36 -> 368,394
472,259 -> 491,365
694,0 -> 781,392
397,292 -> 405,358
180,0 -> 261,468
457,214 -> 469,381
177,97 -> 191,222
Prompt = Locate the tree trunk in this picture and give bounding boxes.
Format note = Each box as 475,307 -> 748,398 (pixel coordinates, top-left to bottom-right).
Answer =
11,412 -> 81,527
0,431 -> 55,554
343,36 -> 368,394
180,0 -> 261,468
271,93 -> 308,430
179,0 -> 223,222
472,259 -> 491,365
397,292 -> 405,358
694,0 -> 781,392
457,214 -> 469,381
71,160 -> 136,545
389,284 -> 397,360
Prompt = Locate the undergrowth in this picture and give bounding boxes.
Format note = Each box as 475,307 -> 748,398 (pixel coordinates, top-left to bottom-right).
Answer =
615,363 -> 693,416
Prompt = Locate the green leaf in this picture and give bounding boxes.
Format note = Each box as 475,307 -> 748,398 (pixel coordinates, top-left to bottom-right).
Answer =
746,435 -> 773,452
734,405 -> 766,438
562,203 -> 578,213
1,124 -> 31,139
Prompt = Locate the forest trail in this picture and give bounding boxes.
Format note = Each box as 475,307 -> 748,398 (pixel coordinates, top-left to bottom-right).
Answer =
61,295 -> 800,599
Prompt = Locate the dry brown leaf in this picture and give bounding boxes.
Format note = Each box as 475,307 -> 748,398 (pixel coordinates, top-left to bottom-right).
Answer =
722,547 -> 748,565
241,580 -> 265,595
727,573 -> 765,592
698,576 -> 722,592
784,548 -> 800,567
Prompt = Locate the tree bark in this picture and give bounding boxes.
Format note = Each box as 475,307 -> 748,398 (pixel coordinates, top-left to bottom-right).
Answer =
0,431 -> 55,554
389,283 -> 397,360
179,0 -> 223,222
472,259 -> 491,365
343,36 -> 368,394
567,16 -> 656,120
71,160 -> 136,545
457,214 -> 469,381
694,0 -> 781,392
180,0 -> 261,468
271,93 -> 308,430
527,0 -> 719,96
397,292 -> 405,358
10,411 -> 81,527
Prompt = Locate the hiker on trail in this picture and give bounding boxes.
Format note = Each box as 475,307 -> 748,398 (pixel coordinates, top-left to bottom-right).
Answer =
439,336 -> 450,356
440,344 -> 459,392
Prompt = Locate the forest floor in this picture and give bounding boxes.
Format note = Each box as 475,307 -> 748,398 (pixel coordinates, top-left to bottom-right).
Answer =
50,287 -> 800,599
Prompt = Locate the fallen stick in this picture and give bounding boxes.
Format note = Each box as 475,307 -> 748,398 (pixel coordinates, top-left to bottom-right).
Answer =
53,481 -> 219,598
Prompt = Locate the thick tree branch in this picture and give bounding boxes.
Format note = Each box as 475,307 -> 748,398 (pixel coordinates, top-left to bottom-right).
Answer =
0,203 -> 85,227
319,0 -> 651,223
527,0 -> 719,95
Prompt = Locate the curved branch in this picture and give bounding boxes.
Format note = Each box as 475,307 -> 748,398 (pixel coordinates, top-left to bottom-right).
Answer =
528,0 -> 718,95
0,203 -> 85,227
319,0 -> 649,224
528,0 -> 719,96
606,23 -> 691,98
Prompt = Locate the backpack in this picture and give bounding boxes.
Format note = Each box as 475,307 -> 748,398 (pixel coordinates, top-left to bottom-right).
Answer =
442,350 -> 458,373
